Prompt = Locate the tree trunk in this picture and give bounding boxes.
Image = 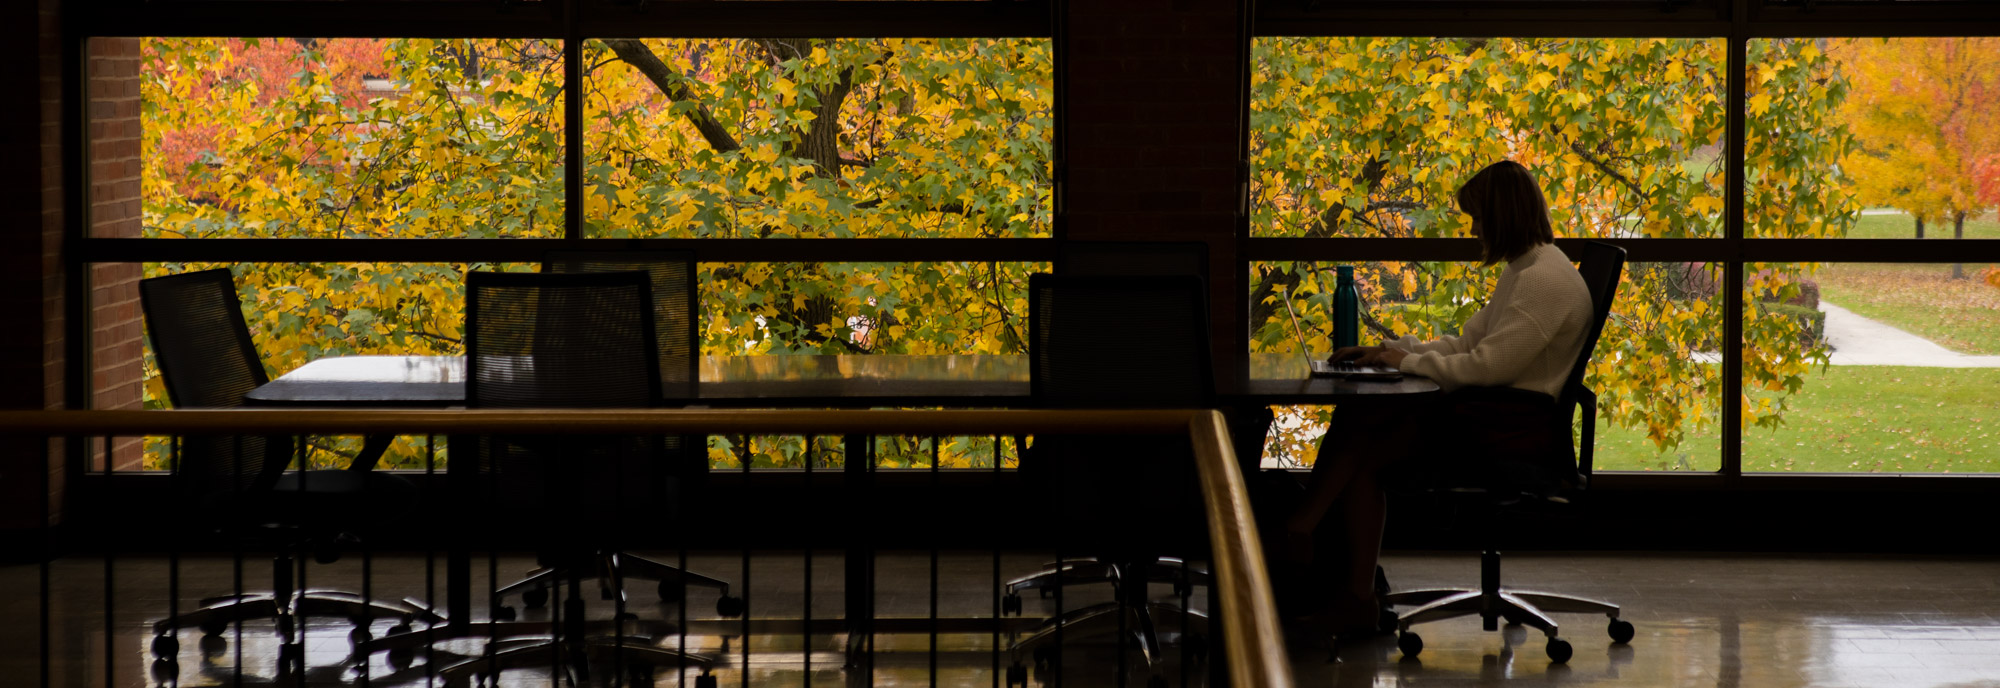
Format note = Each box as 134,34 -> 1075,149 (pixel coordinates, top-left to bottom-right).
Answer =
1952,212 -> 1966,279
1915,216 -> 1924,239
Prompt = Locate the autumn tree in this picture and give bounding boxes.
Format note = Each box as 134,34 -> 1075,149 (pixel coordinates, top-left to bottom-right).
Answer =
1836,37 -> 2000,277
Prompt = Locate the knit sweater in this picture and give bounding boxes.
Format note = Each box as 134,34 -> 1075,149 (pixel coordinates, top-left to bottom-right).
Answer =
1391,242 -> 1592,398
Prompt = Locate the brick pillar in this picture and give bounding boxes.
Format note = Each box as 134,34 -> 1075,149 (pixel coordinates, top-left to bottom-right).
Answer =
89,37 -> 144,470
1,0 -> 65,536
1065,0 -> 1246,376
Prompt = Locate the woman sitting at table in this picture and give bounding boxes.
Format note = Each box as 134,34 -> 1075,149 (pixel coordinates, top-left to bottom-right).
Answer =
1281,160 -> 1594,636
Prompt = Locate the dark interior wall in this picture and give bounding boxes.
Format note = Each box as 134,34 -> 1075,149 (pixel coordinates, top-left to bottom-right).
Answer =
1065,0 -> 1247,367
0,0 -> 66,534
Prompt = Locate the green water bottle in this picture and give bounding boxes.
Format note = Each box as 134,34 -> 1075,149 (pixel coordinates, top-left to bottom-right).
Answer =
1333,266 -> 1359,349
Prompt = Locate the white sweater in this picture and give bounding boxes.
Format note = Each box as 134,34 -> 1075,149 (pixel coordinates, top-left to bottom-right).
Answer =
1391,242 -> 1592,398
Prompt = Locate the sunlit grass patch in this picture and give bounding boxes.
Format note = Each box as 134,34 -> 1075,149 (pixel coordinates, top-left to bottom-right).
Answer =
1815,262 -> 2000,355
1598,366 -> 2000,474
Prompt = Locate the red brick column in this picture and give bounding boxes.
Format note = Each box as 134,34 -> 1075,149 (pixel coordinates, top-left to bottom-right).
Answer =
1064,0 -> 1248,376
88,37 -> 144,470
0,0 -> 65,535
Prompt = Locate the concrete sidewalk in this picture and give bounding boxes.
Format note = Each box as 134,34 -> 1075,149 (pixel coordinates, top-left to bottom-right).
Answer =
1820,301 -> 2000,367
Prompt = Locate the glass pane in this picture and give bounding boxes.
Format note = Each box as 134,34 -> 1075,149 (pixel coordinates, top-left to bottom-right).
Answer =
583,38 -> 1053,238
1747,38 -> 2000,239
134,38 -> 565,239
1251,37 -> 1726,240
702,262 -> 1041,355
1249,260 -> 1722,472
1743,262 -> 2000,473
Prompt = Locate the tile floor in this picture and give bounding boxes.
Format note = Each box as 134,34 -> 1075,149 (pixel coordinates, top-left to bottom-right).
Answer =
3,550 -> 1998,687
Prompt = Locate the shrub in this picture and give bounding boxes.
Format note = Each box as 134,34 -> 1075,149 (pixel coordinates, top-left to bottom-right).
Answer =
1758,301 -> 1825,347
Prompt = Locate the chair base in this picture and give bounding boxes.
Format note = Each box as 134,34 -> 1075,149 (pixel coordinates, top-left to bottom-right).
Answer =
1381,550 -> 1629,664
497,551 -> 740,617
437,634 -> 715,688
1003,557 -> 1208,598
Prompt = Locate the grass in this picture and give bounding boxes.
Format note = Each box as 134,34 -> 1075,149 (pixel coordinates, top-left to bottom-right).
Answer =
1811,261 -> 2000,356
1593,365 -> 2000,474
1848,210 -> 2000,239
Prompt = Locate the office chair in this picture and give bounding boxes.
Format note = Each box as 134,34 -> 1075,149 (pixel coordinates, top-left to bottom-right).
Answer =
1002,242 -> 1227,612
1006,273 -> 1214,688
438,270 -> 716,688
1385,241 -> 1633,664
139,268 -> 437,678
464,251 -> 739,619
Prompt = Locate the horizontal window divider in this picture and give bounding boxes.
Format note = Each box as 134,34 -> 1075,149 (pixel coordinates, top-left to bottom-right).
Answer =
74,0 -> 1053,40
79,238 -> 1059,264
1245,238 -> 2000,264
1255,14 -> 1733,40
1744,4 -> 2000,38
72,2 -> 567,39
580,1 -> 1054,39
1740,238 -> 2000,263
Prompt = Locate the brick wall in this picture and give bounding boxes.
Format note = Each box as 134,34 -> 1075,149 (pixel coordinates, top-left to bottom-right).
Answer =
1065,0 -> 1247,373
88,37 -> 144,470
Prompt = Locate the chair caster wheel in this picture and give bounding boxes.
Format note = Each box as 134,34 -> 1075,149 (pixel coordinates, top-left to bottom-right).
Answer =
388,647 -> 415,671
349,626 -> 373,646
1002,593 -> 1023,616
275,616 -> 294,638
313,546 -> 341,565
151,634 -> 178,658
523,586 -> 549,609
492,605 -> 517,621
1005,663 -> 1027,687
150,658 -> 178,683
1032,646 -> 1055,670
199,619 -> 228,637
199,634 -> 228,656
1185,633 -> 1208,662
277,643 -> 305,676
1609,619 -> 1635,644
1397,631 -> 1423,658
716,595 -> 745,617
695,673 -> 718,688
1546,638 -> 1573,663
658,579 -> 685,603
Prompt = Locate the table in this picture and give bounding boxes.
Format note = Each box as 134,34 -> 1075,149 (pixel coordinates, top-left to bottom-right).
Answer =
246,352 -> 1437,630
246,352 -> 1438,407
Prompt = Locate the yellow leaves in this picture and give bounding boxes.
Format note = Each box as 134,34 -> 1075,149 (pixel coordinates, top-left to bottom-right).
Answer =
772,77 -> 798,103
1690,194 -> 1725,215
1748,91 -> 1773,116
1528,71 -> 1557,91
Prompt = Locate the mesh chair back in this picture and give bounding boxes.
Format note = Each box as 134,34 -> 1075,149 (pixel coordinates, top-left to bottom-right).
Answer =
1029,274 -> 1214,409
1557,242 -> 1626,413
1055,241 -> 1209,281
543,251 -> 699,402
465,271 -> 667,534
140,269 -> 291,497
1028,273 -> 1213,553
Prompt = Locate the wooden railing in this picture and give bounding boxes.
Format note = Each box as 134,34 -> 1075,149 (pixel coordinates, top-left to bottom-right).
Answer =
0,408 -> 1294,687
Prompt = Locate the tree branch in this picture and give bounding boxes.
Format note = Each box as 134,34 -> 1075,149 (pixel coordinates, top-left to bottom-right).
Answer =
601,38 -> 741,153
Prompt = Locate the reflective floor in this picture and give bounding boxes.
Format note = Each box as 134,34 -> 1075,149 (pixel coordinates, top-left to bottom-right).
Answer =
4,551 -> 1999,687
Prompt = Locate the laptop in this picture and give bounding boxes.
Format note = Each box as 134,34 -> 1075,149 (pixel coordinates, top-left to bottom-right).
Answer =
1280,288 -> 1404,380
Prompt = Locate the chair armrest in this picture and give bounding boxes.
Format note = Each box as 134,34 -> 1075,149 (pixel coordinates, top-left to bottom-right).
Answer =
1576,387 -> 1597,480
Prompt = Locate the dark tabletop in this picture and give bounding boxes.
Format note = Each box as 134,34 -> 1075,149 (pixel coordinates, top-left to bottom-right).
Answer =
246,353 -> 1438,407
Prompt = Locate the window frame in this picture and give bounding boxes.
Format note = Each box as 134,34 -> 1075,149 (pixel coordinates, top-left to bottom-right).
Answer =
1246,0 -> 2000,487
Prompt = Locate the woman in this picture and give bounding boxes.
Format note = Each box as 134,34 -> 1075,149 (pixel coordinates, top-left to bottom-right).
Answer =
1283,160 -> 1594,635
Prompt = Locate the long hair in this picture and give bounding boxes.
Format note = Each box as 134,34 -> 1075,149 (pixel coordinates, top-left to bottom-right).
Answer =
1456,161 -> 1556,266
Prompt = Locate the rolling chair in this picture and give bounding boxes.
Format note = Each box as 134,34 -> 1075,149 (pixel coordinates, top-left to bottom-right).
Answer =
1385,241 -> 1633,663
1006,273 -> 1215,688
139,268 -> 437,679
1003,242 -> 1226,611
470,252 -> 737,619
438,270 -> 716,687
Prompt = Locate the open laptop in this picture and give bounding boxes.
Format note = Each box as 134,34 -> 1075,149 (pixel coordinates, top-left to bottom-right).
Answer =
1280,288 -> 1404,380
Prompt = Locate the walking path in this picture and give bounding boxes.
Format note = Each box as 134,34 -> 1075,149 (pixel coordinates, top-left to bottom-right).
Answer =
1819,300 -> 2000,367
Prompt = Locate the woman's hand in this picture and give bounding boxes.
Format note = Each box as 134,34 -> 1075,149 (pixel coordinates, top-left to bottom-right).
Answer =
1330,346 -> 1410,369
1328,346 -> 1385,363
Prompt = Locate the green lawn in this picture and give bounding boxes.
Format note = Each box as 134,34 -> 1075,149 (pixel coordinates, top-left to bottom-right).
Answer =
1812,261 -> 2000,355
1849,210 -> 2000,239
1594,365 -> 2000,474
